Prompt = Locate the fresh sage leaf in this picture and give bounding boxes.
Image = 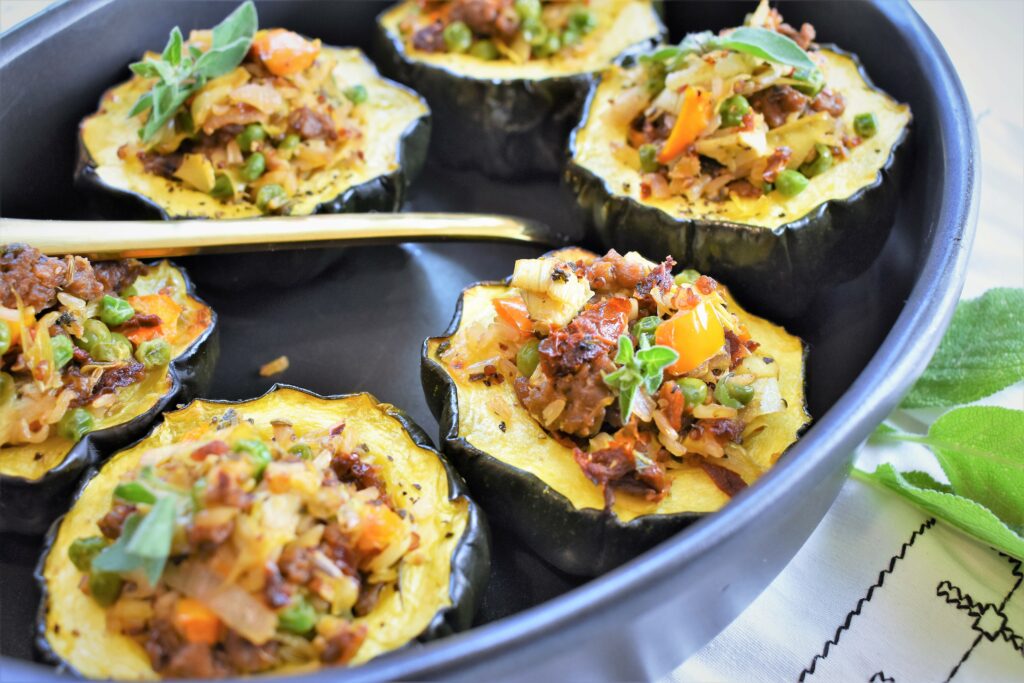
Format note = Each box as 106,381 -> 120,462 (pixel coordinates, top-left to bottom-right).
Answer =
710,27 -> 819,72
926,406 -> 1024,532
194,36 -> 253,79
124,495 -> 177,584
901,288 -> 1024,408
854,464 -> 1024,560
211,0 -> 258,52
129,61 -> 159,79
603,335 -> 678,422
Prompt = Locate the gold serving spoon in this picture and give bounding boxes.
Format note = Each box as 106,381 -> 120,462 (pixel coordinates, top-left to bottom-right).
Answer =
0,213 -> 573,259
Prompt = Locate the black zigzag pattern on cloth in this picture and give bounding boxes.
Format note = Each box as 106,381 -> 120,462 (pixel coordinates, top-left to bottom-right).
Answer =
869,671 -> 895,682
798,518 -> 937,681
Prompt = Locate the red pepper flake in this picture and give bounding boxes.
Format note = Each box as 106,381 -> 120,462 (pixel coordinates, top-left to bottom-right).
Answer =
696,274 -> 718,295
640,182 -> 652,199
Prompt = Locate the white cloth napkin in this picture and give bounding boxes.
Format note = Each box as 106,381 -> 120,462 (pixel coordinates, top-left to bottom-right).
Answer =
670,2 -> 1024,681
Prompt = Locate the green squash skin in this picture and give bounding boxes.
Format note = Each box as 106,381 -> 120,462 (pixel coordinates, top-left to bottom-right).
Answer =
0,263 -> 219,536
33,384 -> 490,676
564,46 -> 910,320
372,8 -> 665,179
420,282 -> 705,577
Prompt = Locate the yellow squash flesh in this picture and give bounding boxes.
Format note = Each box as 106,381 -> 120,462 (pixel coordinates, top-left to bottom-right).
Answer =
572,49 -> 911,229
0,262 -> 212,481
379,0 -> 663,80
40,389 -> 469,680
80,48 -> 428,219
428,250 -> 809,523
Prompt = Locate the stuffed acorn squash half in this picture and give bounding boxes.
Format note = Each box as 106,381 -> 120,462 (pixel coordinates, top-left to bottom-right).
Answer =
77,2 -> 429,220
423,247 -> 809,575
566,0 -> 911,317
37,386 -> 488,679
375,0 -> 664,178
0,244 -> 217,535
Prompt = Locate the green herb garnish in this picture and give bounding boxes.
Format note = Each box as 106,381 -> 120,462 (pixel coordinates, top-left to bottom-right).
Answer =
646,26 -> 823,90
854,287 -> 1024,560
603,335 -> 678,422
129,1 -> 258,143
92,495 -> 179,586
901,288 -> 1024,408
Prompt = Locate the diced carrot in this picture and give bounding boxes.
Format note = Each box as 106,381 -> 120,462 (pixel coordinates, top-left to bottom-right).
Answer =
123,294 -> 182,345
492,296 -> 533,337
655,301 -> 725,375
355,504 -> 404,557
657,86 -> 713,163
173,597 -> 222,645
251,29 -> 321,77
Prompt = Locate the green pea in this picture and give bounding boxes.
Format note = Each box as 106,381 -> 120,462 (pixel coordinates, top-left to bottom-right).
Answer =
561,29 -> 581,47
279,133 -> 301,152
93,333 -> 132,362
89,571 -> 124,607
535,31 -> 561,58
514,0 -> 541,20
645,60 -> 667,95
241,152 -> 266,181
521,17 -> 547,47
77,319 -> 112,354
58,408 -> 94,442
210,173 -> 235,199
569,7 -> 597,35
50,334 -> 74,369
854,112 -> 878,139
470,39 -> 499,60
0,320 -> 10,355
516,338 -> 541,377
236,123 -> 266,153
68,536 -> 108,572
800,143 -> 833,178
792,67 -> 824,96
638,144 -> 660,173
674,269 -> 700,285
234,438 -> 272,478
762,182 -> 774,194
632,316 -> 661,337
443,20 -> 473,53
256,183 -> 288,214
344,84 -> 368,105
135,338 -> 171,368
714,377 -> 754,408
278,596 -> 318,635
288,443 -> 313,460
677,378 -> 708,407
775,169 -> 809,197
99,295 -> 135,326
718,95 -> 751,128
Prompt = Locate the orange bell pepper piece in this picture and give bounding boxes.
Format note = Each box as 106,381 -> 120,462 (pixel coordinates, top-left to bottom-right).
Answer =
173,597 -> 222,645
251,29 -> 321,77
355,504 -> 404,558
657,86 -> 713,163
123,294 -> 182,345
655,301 -> 725,375
492,296 -> 534,336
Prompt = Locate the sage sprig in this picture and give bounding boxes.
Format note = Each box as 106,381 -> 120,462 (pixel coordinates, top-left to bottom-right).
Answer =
643,26 -> 823,91
129,1 -> 258,143
856,288 -> 1024,560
